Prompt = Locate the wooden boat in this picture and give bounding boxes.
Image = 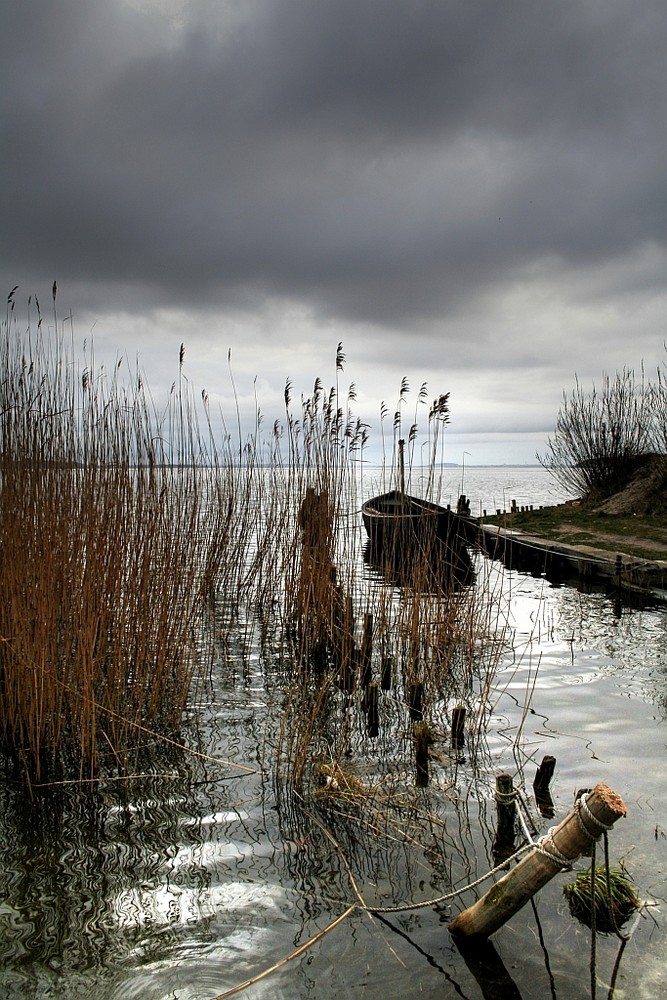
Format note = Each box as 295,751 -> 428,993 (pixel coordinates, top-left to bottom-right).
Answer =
362,489 -> 477,545
361,489 -> 477,586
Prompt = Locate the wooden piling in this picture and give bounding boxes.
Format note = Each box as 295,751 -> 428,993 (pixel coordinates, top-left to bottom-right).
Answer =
451,704 -> 466,751
359,613 -> 373,689
408,683 -> 423,722
448,783 -> 627,940
414,722 -> 431,787
366,681 -> 379,738
533,755 -> 556,817
380,655 -> 393,691
492,773 -> 516,863
533,755 -> 556,795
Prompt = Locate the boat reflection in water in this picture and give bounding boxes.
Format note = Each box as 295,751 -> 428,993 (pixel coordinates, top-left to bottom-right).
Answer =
361,489 -> 477,591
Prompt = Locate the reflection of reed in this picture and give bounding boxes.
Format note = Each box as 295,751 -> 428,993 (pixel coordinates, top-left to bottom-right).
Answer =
0,729 -> 283,984
276,755 -> 504,923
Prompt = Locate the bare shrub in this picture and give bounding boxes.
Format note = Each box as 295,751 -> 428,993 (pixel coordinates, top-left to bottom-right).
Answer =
538,368 -> 654,501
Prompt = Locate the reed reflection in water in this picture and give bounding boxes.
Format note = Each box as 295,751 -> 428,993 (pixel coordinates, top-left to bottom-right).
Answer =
0,470 -> 666,999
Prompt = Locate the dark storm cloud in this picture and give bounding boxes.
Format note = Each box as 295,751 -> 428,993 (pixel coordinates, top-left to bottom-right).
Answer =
2,0 -> 665,327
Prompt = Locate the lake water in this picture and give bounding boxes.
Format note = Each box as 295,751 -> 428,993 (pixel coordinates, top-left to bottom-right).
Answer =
365,462 -> 574,515
1,468 -> 665,1000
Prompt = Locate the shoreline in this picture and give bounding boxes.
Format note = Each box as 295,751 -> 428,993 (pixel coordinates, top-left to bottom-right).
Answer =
477,519 -> 667,604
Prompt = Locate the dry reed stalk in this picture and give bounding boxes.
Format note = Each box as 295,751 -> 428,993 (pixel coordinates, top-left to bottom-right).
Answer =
267,370 -> 510,800
0,307 -> 508,805
0,311 -> 254,782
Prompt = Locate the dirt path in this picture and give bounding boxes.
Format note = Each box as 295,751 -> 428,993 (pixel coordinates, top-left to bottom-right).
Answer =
556,522 -> 667,558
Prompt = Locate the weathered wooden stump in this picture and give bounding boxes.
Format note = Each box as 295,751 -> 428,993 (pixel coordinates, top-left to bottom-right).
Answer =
492,773 -> 517,863
380,655 -> 393,691
449,783 -> 627,939
533,754 -> 556,818
408,683 -> 423,722
414,722 -> 432,787
451,704 -> 466,751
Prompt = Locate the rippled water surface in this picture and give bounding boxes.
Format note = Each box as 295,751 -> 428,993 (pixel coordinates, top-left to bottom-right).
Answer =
1,469 -> 665,999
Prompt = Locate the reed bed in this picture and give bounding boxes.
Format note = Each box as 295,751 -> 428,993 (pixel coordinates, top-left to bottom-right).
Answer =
1,299 -> 508,801
0,301 -> 251,782
266,364 -> 509,800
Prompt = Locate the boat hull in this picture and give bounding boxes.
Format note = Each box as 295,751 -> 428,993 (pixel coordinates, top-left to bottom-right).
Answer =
361,490 -> 477,586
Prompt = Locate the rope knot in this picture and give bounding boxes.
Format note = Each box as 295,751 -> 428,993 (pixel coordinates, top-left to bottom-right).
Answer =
535,828 -> 573,870
574,794 -> 614,842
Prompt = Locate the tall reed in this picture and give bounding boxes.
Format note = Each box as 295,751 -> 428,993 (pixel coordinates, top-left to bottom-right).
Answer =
266,365 -> 507,794
0,297 -> 507,798
0,303 -> 247,782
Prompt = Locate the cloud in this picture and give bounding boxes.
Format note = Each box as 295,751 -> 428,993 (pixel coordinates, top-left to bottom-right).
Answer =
2,0 -> 665,462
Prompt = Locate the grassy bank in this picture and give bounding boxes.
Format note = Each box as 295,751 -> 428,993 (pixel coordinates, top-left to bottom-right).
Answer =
481,502 -> 667,562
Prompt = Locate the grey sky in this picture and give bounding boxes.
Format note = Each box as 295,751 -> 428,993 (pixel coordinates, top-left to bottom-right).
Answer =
2,0 -> 665,463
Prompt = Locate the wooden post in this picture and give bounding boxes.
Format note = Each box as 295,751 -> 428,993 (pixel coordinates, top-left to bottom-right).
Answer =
366,681 -> 379,738
533,755 -> 556,818
451,705 -> 466,751
448,783 -> 627,940
408,683 -> 423,722
533,755 -> 556,795
359,613 -> 373,689
414,722 -> 431,787
492,773 -> 516,863
380,655 -> 393,691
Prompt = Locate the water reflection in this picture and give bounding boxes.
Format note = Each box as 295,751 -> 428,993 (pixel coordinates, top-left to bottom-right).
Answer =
1,553 -> 666,998
362,537 -> 475,592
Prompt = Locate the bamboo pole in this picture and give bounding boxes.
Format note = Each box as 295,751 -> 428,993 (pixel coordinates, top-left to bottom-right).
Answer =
448,783 -> 627,940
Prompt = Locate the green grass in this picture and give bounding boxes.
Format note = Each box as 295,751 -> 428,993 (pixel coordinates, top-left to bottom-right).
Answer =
563,866 -> 640,934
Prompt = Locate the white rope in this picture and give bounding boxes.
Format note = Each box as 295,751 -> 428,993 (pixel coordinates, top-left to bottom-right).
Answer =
364,843 -> 534,914
575,793 -> 613,839
534,828 -> 574,870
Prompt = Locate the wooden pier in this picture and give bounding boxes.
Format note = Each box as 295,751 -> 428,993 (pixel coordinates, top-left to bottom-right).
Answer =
477,523 -> 667,604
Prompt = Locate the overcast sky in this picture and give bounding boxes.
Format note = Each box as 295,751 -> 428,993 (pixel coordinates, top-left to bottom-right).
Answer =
2,0 -> 665,465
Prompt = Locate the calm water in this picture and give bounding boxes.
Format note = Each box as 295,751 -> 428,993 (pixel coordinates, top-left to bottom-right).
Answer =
1,468 -> 665,999
365,463 -> 573,515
